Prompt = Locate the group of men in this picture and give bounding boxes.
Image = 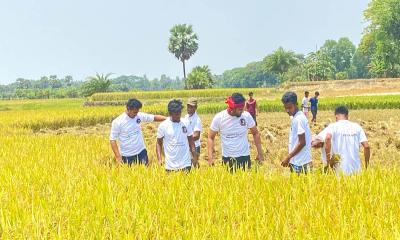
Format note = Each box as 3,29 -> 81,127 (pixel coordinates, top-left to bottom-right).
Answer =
110,91 -> 370,175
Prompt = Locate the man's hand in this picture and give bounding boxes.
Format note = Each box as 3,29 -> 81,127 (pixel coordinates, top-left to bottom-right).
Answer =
115,155 -> 122,164
255,153 -> 264,163
281,156 -> 290,167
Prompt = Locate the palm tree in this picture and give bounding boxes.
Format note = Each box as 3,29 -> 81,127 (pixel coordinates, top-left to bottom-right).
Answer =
81,73 -> 113,97
168,24 -> 199,89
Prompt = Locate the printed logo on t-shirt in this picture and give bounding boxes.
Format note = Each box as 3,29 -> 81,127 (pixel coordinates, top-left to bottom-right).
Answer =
240,118 -> 246,126
182,126 -> 187,133
136,118 -> 141,124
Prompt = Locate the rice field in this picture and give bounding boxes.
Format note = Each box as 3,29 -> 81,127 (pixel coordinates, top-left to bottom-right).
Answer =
1,94 -> 400,239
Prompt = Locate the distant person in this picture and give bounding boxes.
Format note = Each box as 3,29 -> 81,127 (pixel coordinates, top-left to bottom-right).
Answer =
207,93 -> 264,172
280,92 -> 312,174
324,106 -> 370,175
245,92 -> 258,126
184,97 -> 202,165
156,99 -> 199,172
110,98 -> 166,166
310,91 -> 320,123
301,91 -> 310,117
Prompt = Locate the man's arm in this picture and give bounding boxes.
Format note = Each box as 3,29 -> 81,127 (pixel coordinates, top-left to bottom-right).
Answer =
250,126 -> 264,162
361,141 -> 370,169
281,133 -> 306,167
110,140 -> 122,163
193,131 -> 201,142
156,138 -> 164,165
154,115 -> 167,122
207,129 -> 217,166
188,135 -> 199,167
324,133 -> 333,167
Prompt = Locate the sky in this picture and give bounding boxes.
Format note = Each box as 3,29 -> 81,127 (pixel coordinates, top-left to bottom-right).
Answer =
0,0 -> 370,84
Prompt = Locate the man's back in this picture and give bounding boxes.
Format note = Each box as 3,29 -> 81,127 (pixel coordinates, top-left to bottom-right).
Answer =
327,120 -> 367,174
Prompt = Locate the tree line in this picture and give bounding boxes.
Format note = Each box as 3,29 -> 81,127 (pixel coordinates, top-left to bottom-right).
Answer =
1,0 -> 398,99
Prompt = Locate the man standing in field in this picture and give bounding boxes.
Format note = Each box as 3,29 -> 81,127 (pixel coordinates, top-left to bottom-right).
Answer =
184,97 -> 202,159
310,91 -> 320,123
281,92 -> 312,174
207,93 -> 264,172
110,98 -> 167,166
156,99 -> 199,172
324,106 -> 370,175
245,92 -> 258,126
301,91 -> 310,117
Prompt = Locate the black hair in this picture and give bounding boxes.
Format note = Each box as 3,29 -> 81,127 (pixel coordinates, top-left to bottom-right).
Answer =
168,99 -> 183,113
305,91 -> 309,94
281,91 -> 297,104
126,98 -> 142,110
231,93 -> 246,104
335,105 -> 349,116
249,92 -> 254,96
315,91 -> 320,96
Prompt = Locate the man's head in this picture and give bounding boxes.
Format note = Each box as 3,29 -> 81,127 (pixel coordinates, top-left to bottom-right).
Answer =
126,98 -> 142,118
187,97 -> 198,116
168,99 -> 183,122
305,91 -> 309,98
281,91 -> 298,116
315,91 -> 320,98
249,92 -> 254,99
226,92 -> 246,117
334,105 -> 349,121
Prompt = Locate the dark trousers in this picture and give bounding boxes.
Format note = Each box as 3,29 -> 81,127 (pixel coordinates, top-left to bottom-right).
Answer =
122,149 -> 149,166
250,113 -> 257,126
166,166 -> 192,173
222,155 -> 251,172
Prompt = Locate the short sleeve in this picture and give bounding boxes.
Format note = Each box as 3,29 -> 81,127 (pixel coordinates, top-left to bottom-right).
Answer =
186,122 -> 194,137
157,124 -> 165,139
194,117 -> 202,132
246,113 -> 256,129
210,114 -> 221,132
109,119 -> 120,140
359,128 -> 368,143
296,118 -> 305,135
138,112 -> 155,122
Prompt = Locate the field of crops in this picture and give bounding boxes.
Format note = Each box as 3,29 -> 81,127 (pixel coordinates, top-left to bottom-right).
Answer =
1,92 -> 400,238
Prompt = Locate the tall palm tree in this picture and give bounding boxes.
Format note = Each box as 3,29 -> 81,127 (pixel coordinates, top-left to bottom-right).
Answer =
82,73 -> 113,97
168,24 -> 199,89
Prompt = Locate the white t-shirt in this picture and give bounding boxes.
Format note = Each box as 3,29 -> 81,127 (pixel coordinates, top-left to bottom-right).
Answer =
157,118 -> 193,170
210,110 -> 255,158
110,112 -> 154,156
302,97 -> 309,113
184,112 -> 202,148
288,111 -> 312,166
326,120 -> 368,175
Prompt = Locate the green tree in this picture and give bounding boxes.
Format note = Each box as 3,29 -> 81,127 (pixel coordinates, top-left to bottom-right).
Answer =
360,0 -> 400,77
304,51 -> 335,81
81,73 -> 113,97
186,65 -> 214,89
263,47 -> 299,82
321,38 -> 356,75
168,24 -> 199,88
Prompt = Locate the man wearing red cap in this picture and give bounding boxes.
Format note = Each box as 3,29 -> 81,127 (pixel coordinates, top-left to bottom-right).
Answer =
207,93 -> 264,171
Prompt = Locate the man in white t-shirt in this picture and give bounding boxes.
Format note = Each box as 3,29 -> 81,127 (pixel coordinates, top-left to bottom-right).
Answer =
156,99 -> 199,172
301,91 -> 310,117
184,97 -> 202,162
281,91 -> 312,174
324,106 -> 370,175
110,98 -> 167,166
207,93 -> 264,172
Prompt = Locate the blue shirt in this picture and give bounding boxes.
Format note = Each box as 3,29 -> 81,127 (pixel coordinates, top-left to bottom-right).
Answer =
310,97 -> 318,110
